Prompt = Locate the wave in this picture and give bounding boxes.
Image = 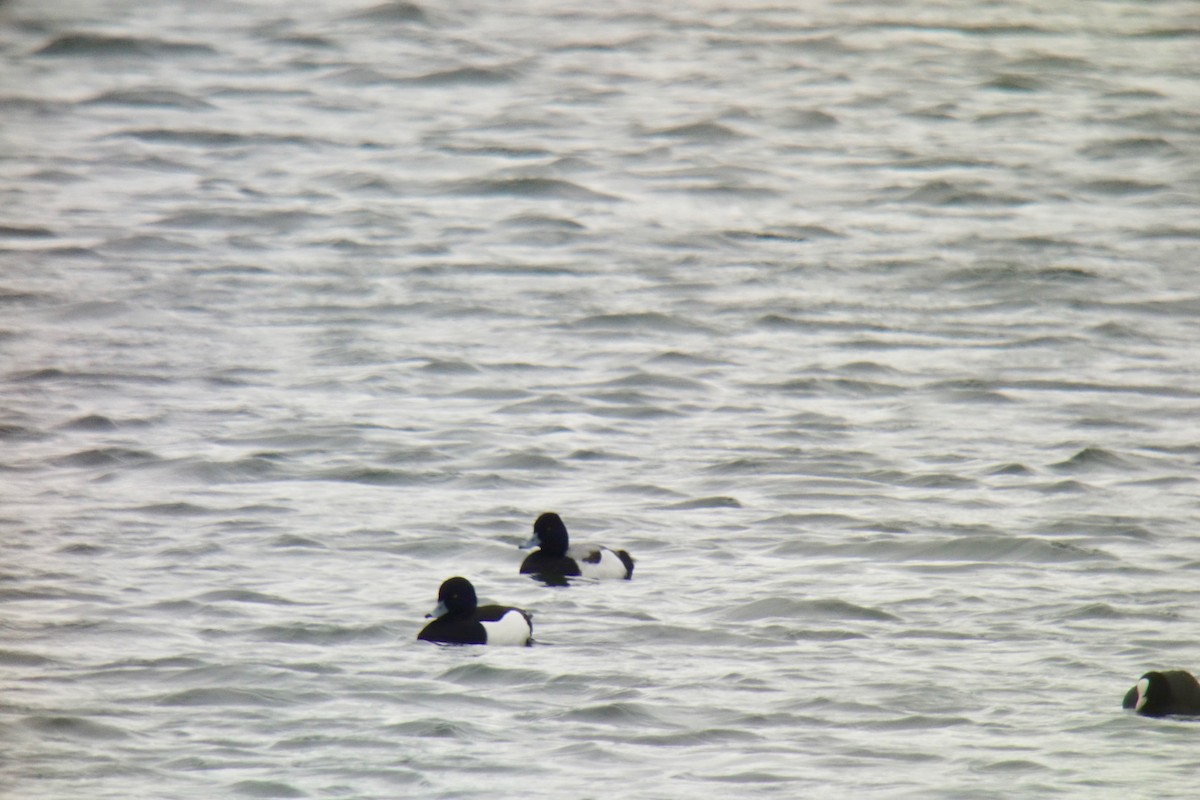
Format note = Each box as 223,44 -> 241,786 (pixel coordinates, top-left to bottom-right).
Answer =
449,177 -> 617,201
58,412 -> 137,431
84,88 -> 212,109
99,234 -> 204,254
1054,602 -> 1178,622
482,451 -> 566,471
646,121 -> 745,141
197,590 -> 302,605
1080,137 -> 1181,159
311,465 -> 449,486
720,597 -> 900,623
19,715 -> 130,740
251,623 -> 392,645
1134,226 -> 1200,241
438,662 -> 549,687
0,224 -> 53,238
628,727 -> 764,746
320,66 -> 398,86
0,648 -> 56,666
401,66 -> 518,86
156,687 -> 315,707
896,179 -> 1031,207
384,718 -> 490,739
154,208 -> 327,233
1048,447 -> 1132,473
53,447 -> 159,468
789,535 -> 1115,563
723,225 -> 842,242
988,462 -> 1034,476
586,403 -> 682,421
867,20 -> 1050,36
230,780 -> 308,798
1077,178 -> 1165,196
756,376 -> 905,398
346,1 -> 429,24
499,213 -> 587,231
130,502 -> 220,517
35,33 -> 216,58
983,378 -> 1197,400
930,384 -> 1016,404
0,422 -> 48,441
982,73 -> 1043,92
48,299 -> 132,321
596,370 -> 710,392
118,128 -> 321,148
661,495 -> 742,510
558,701 -> 668,726
418,358 -> 480,374
178,455 -> 288,484
784,109 -> 840,129
1112,110 -> 1200,134
498,394 -> 586,414
568,311 -> 715,334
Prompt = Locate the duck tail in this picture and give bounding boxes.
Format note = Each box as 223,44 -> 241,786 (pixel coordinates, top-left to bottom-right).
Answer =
617,550 -> 635,580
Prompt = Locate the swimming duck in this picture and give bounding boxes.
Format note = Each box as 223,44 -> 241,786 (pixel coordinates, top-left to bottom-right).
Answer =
519,512 -> 634,580
1122,670 -> 1200,717
417,577 -> 532,646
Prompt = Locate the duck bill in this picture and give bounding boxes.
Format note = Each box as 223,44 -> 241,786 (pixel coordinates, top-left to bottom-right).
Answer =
426,600 -> 448,620
518,534 -> 539,550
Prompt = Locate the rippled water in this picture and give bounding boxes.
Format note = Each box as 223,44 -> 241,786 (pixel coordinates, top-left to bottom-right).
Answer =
2,0 -> 1199,797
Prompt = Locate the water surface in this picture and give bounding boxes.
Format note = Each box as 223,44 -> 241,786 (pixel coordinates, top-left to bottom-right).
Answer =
2,0 -> 1199,797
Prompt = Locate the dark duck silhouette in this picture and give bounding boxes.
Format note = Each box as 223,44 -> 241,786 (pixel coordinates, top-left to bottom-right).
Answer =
1123,670 -> 1200,717
519,512 -> 634,580
417,577 -> 532,646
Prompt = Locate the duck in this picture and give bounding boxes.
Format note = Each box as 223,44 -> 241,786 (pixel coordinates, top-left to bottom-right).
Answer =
519,512 -> 634,580
417,577 -> 532,646
1122,670 -> 1200,717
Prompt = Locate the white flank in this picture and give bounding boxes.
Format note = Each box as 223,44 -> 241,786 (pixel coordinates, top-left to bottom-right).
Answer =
570,545 -> 630,580
480,610 -> 531,646
1135,678 -> 1150,712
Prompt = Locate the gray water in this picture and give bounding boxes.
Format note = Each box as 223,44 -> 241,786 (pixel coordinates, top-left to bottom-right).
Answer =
2,0 -> 1200,797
